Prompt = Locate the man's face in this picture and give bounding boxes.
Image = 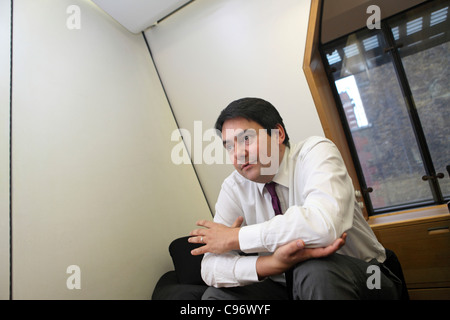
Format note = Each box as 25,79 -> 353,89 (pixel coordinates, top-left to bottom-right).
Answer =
221,117 -> 285,183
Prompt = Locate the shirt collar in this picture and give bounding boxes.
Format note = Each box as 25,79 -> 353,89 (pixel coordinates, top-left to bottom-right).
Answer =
256,146 -> 290,194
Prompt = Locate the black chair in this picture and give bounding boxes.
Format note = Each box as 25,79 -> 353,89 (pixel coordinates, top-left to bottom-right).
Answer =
383,248 -> 409,300
152,236 -> 207,300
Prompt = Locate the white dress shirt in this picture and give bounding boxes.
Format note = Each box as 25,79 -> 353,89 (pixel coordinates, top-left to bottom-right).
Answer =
201,136 -> 386,288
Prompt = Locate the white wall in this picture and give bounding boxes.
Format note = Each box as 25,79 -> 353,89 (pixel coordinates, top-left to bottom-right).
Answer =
9,0 -> 210,299
3,0 -> 323,300
146,0 -> 323,212
0,0 -> 11,300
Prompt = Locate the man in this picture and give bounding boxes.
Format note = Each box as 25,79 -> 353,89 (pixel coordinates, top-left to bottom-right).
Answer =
189,98 -> 401,299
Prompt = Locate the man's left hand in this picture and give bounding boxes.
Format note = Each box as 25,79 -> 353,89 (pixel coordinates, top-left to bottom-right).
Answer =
189,217 -> 243,255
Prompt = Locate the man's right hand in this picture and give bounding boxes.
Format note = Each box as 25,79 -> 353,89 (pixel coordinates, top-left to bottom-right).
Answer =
256,233 -> 347,279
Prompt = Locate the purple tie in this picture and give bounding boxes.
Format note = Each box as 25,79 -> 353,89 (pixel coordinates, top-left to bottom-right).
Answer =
266,181 -> 292,298
265,182 -> 282,215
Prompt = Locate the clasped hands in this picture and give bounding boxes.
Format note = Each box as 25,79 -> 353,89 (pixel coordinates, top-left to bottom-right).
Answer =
189,217 -> 346,277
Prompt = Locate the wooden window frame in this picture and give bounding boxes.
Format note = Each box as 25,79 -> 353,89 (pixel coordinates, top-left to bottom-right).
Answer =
303,0 -> 369,218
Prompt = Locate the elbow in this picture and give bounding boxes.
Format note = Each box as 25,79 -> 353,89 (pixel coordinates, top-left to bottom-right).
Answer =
310,228 -> 338,248
302,197 -> 353,247
320,213 -> 352,247
201,269 -> 216,288
200,254 -> 217,287
200,253 -> 229,288
304,212 -> 350,248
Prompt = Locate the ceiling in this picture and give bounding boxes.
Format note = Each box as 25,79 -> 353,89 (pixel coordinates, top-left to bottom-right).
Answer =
321,0 -> 426,43
92,0 -> 192,33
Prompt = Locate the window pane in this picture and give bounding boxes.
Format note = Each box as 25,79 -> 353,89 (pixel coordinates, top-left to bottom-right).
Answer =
324,30 -> 434,211
392,2 -> 450,199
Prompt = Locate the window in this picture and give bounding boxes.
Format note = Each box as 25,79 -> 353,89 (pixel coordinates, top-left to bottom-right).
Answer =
321,0 -> 449,215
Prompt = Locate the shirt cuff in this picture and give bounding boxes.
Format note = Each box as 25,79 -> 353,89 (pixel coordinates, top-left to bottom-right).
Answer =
234,255 -> 260,284
239,223 -> 267,253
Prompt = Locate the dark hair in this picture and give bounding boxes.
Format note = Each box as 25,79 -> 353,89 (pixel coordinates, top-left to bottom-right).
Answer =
215,97 -> 290,147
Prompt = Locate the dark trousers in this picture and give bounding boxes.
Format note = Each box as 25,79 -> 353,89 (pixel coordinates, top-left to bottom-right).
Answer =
202,253 -> 402,300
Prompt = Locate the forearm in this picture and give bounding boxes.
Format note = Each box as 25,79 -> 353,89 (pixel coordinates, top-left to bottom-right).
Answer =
201,252 -> 259,288
256,235 -> 346,280
255,255 -> 289,280
202,233 -> 347,285
255,239 -> 305,279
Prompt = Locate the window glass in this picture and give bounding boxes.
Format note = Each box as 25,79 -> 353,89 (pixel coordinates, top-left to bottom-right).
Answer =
324,30 -> 434,211
392,4 -> 450,198
322,0 -> 449,214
